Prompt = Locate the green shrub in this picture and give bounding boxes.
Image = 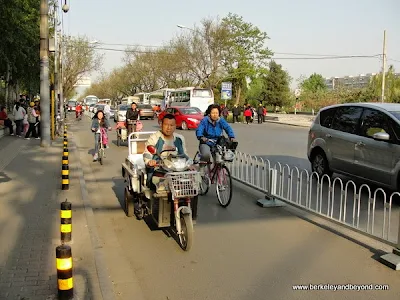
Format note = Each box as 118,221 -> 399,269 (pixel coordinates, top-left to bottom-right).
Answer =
225,114 -> 243,123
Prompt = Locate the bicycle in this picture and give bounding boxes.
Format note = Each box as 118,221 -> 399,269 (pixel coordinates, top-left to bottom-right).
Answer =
96,127 -> 110,165
193,137 -> 238,208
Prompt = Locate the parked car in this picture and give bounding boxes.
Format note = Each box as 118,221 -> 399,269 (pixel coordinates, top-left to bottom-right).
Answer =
114,104 -> 129,122
307,102 -> 400,190
158,107 -> 204,130
67,100 -> 77,112
138,104 -> 155,120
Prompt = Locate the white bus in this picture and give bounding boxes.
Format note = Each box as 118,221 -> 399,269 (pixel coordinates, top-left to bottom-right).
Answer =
169,87 -> 214,112
121,96 -> 140,105
148,88 -> 175,110
83,95 -> 99,106
133,92 -> 150,104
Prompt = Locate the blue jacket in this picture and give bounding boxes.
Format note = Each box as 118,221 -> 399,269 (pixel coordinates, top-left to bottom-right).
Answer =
196,116 -> 235,146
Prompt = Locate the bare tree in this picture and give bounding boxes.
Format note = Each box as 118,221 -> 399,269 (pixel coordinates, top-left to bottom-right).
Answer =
62,35 -> 103,98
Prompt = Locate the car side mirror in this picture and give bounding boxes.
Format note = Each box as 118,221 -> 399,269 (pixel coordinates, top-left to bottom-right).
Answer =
372,131 -> 390,141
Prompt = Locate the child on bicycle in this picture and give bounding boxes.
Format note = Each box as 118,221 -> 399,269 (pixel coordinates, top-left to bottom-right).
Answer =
91,110 -> 111,161
196,104 -> 236,163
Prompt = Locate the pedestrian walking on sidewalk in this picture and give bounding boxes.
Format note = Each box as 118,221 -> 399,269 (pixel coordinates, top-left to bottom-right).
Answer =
257,104 -> 264,124
13,101 -> 26,137
244,106 -> 252,125
232,105 -> 240,123
25,102 -> 39,140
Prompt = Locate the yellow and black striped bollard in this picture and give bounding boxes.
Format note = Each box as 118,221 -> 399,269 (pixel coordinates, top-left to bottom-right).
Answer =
56,244 -> 74,299
63,138 -> 68,148
61,199 -> 72,243
62,150 -> 69,190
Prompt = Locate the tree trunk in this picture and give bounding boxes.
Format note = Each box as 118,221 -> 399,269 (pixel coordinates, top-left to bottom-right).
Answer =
235,85 -> 241,106
5,63 -> 10,110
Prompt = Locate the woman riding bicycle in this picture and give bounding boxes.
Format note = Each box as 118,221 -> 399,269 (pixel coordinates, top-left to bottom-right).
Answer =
196,104 -> 236,162
91,110 -> 111,161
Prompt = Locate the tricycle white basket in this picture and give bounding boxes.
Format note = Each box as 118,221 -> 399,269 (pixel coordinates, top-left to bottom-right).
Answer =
165,171 -> 201,198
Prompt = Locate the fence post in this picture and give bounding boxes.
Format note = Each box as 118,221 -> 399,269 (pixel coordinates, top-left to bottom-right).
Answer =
380,211 -> 400,270
257,168 -> 285,208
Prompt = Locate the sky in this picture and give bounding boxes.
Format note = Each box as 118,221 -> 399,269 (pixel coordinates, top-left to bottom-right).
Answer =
62,0 -> 400,91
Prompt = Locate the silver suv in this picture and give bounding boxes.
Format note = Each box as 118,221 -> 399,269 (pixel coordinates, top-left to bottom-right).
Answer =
307,103 -> 400,190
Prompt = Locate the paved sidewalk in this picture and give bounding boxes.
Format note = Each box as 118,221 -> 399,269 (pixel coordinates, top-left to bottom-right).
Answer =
0,135 -> 103,299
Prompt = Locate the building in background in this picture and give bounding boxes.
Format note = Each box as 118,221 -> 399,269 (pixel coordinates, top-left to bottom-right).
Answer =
325,73 -> 400,90
73,76 -> 91,97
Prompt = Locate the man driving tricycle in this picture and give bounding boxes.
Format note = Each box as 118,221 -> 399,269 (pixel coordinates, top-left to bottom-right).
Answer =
122,113 -> 200,251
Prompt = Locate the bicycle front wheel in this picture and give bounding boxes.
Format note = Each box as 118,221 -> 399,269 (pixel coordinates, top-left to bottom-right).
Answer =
98,149 -> 104,165
216,165 -> 232,207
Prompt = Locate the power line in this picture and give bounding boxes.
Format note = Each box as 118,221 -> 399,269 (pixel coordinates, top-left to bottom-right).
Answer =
93,41 -> 380,58
272,55 -> 381,60
93,47 -> 381,60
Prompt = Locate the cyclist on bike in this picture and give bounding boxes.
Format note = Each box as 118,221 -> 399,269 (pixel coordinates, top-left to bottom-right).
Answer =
91,110 -> 111,161
75,103 -> 83,119
126,102 -> 140,121
196,104 -> 236,163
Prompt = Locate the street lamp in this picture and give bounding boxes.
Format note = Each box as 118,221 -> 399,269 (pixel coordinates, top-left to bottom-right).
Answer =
176,24 -> 195,32
62,0 -> 69,13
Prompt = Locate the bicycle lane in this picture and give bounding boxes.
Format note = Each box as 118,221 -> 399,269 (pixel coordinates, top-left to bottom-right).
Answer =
69,116 -> 400,300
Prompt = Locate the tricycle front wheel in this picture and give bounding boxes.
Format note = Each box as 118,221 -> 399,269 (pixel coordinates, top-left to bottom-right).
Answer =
179,214 -> 193,251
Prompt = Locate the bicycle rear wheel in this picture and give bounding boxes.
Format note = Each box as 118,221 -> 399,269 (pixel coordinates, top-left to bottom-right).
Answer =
216,165 -> 232,207
194,151 -> 210,195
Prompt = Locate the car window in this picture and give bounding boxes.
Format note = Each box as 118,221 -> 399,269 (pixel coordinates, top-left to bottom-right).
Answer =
359,108 -> 391,139
138,104 -> 152,109
166,108 -> 173,113
319,107 -> 337,128
331,106 -> 363,134
180,108 -> 201,115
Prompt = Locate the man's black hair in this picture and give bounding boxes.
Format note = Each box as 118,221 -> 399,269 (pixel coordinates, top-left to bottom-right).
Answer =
162,113 -> 176,124
131,102 -> 137,106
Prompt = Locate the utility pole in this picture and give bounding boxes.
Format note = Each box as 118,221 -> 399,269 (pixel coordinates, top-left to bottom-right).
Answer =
53,1 -> 59,139
381,30 -> 387,103
40,0 -> 50,147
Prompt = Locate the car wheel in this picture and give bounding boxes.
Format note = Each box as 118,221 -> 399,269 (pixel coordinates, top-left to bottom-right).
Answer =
181,121 -> 188,130
311,150 -> 332,177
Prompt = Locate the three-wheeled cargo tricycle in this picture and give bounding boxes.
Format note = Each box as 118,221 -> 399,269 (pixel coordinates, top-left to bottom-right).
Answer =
116,120 -> 143,146
121,131 -> 200,251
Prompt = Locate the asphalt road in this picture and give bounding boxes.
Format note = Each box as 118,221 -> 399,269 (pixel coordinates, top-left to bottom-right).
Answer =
69,115 -> 400,300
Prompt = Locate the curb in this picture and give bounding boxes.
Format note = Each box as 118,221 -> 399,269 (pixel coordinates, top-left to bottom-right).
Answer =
264,120 -> 311,128
69,132 -> 116,300
0,127 -> 5,139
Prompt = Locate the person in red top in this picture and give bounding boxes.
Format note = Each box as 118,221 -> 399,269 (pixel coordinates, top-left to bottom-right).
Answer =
244,105 -> 253,124
0,106 -> 14,135
75,103 -> 83,118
